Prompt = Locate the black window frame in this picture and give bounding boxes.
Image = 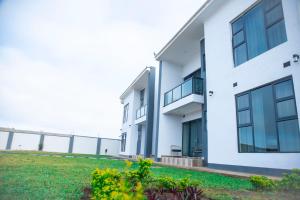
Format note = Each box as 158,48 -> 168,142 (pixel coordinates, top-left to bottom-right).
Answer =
235,76 -> 300,153
121,132 -> 127,152
231,0 -> 287,67
140,89 -> 145,106
122,103 -> 129,124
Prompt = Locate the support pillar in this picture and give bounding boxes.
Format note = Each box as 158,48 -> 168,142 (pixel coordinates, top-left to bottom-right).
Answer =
6,131 -> 14,150
68,135 -> 74,153
96,138 -> 101,155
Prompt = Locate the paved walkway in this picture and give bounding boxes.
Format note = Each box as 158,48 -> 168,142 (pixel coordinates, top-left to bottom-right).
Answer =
154,162 -> 282,180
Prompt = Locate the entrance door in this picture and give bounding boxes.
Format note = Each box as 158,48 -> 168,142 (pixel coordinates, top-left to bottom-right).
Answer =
136,125 -> 142,155
182,119 -> 202,157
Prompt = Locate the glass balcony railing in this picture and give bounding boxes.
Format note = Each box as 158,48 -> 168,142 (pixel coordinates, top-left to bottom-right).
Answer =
136,104 -> 147,119
164,77 -> 203,106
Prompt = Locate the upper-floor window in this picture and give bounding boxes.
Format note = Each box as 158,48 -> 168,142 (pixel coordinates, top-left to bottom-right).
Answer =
236,77 -> 300,153
122,104 -> 129,124
232,0 -> 287,66
140,89 -> 145,106
121,133 -> 127,152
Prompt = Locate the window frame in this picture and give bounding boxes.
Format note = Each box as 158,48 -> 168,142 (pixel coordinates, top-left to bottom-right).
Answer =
121,132 -> 127,152
235,76 -> 300,153
122,103 -> 129,124
231,0 -> 287,67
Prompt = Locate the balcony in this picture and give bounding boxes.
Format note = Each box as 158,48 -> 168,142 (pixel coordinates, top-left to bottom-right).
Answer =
135,105 -> 147,124
162,77 -> 204,115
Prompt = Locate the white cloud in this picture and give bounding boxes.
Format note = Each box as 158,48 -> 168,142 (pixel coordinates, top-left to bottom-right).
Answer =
0,0 -> 206,138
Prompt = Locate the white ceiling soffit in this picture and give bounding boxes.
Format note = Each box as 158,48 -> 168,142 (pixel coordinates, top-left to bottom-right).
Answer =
155,0 -> 222,63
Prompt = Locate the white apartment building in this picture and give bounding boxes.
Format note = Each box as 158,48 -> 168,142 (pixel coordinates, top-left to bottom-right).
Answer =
120,0 -> 300,176
119,67 -> 155,158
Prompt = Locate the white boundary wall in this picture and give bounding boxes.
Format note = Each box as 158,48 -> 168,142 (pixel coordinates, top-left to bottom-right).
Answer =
11,133 -> 40,151
100,138 -> 121,156
73,136 -> 97,154
43,135 -> 70,153
0,131 -> 9,150
0,128 -> 120,156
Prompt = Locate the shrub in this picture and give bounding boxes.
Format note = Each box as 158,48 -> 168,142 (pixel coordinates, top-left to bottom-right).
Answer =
250,175 -> 275,190
125,158 -> 153,185
278,168 -> 300,191
91,158 -> 203,199
91,168 -> 145,200
156,176 -> 177,190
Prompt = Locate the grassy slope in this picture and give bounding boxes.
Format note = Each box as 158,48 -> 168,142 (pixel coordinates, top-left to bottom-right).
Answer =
0,151 -> 298,200
0,151 -> 251,199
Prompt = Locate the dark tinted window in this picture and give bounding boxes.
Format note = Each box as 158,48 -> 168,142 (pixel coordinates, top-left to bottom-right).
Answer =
236,78 -> 300,153
232,0 -> 286,66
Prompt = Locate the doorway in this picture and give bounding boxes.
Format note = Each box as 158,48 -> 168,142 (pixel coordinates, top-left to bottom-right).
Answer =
182,119 -> 202,157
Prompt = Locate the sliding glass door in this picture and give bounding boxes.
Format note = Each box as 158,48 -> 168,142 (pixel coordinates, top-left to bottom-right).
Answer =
182,119 -> 202,157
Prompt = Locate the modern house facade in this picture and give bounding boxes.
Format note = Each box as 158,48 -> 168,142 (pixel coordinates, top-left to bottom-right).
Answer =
120,0 -> 300,175
119,67 -> 155,158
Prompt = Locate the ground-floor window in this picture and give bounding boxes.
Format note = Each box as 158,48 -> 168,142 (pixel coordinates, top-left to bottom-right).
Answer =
182,119 -> 202,157
236,76 -> 300,153
121,133 -> 127,152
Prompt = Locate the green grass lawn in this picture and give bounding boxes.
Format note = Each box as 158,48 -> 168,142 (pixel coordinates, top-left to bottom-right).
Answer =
0,151 -> 298,200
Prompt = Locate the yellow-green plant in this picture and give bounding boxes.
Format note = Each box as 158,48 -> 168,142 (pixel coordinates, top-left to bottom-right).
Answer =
125,157 -> 153,185
278,168 -> 300,191
250,175 -> 275,190
91,168 -> 145,200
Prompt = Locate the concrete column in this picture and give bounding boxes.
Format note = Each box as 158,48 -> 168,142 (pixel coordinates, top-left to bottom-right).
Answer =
68,135 -> 74,153
39,134 -> 45,151
96,138 -> 101,155
6,131 -> 14,150
144,67 -> 155,158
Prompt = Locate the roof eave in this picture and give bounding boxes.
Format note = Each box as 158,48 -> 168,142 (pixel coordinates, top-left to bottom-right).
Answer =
120,67 -> 152,101
155,0 -> 213,61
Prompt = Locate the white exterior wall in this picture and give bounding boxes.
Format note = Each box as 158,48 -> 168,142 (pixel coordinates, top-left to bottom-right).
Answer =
11,133 -> 40,151
73,136 -> 97,154
43,135 -> 70,153
120,70 -> 151,157
157,46 -> 203,157
120,91 -> 135,156
204,0 -> 300,169
182,52 -> 201,78
0,131 -> 9,150
157,61 -> 184,157
100,139 -> 120,156
182,112 -> 202,123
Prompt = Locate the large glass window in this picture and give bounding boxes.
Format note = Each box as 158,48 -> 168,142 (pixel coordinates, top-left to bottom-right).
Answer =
122,104 -> 129,124
121,133 -> 127,152
232,0 -> 287,66
236,77 -> 300,153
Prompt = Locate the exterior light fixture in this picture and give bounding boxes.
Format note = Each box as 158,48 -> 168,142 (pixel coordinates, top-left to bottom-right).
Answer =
209,91 -> 214,96
293,54 -> 299,63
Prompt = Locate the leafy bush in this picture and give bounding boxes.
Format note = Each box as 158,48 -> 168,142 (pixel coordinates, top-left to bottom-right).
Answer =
91,168 -> 145,200
278,169 -> 300,191
125,158 -> 153,185
91,158 -> 204,200
250,175 -> 275,190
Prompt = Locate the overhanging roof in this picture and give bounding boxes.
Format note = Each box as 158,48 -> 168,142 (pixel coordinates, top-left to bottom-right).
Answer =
155,0 -> 218,62
120,67 -> 152,101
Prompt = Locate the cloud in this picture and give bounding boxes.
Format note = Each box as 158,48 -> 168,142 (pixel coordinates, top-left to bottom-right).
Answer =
0,0 -> 205,138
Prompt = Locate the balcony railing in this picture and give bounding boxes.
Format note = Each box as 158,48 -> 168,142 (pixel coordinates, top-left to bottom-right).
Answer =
136,104 -> 147,119
164,77 -> 203,106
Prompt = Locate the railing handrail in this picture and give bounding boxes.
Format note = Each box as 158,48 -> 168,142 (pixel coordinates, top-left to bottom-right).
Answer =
136,104 -> 147,119
164,77 -> 203,106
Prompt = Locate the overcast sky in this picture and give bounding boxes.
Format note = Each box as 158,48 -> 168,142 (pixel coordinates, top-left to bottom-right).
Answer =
0,0 -> 205,138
